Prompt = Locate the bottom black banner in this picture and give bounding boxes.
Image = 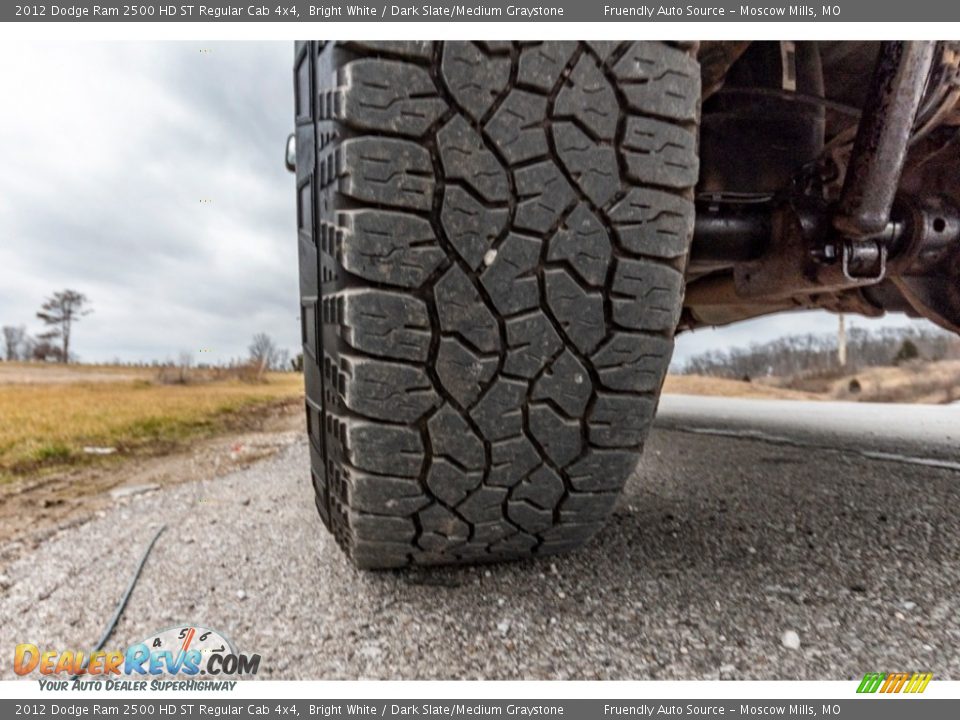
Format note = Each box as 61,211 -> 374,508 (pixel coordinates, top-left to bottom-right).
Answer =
2,700 -> 958,720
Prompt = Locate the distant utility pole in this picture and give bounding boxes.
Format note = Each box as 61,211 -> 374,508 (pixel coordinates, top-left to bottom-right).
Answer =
838,313 -> 847,368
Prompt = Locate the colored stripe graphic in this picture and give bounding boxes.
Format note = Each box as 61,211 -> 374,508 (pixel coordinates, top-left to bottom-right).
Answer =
857,672 -> 932,694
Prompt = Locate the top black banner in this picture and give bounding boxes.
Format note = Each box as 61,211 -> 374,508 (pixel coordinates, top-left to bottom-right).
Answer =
2,1 -> 953,22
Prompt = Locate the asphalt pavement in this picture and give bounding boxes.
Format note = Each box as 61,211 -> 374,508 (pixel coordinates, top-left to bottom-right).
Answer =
2,397 -> 959,680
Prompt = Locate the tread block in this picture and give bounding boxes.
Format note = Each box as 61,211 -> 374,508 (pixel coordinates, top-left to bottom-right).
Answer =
418,503 -> 470,542
514,160 -> 576,234
338,210 -> 445,288
345,41 -> 433,59
427,404 -> 486,470
612,42 -> 700,121
336,289 -> 432,362
622,116 -> 699,189
347,469 -> 430,516
554,54 -> 619,140
481,234 -> 543,315
457,485 -> 509,523
352,541 -> 410,569
490,532 -> 538,554
588,393 -> 656,448
592,332 -> 673,392
608,187 -> 695,259
510,464 -> 565,510
566,450 -> 637,492
529,403 -> 583,467
489,436 -> 542,487
504,311 -> 563,379
559,492 -> 619,523
349,513 -> 416,542
438,116 -> 510,203
552,122 -> 620,207
339,354 -> 440,423
611,258 -> 684,332
547,203 -> 611,287
531,349 -> 592,417
507,500 -> 555,533
586,41 -> 622,62
419,532 -> 465,553
440,186 -> 509,270
470,377 -> 527,441
338,137 -> 434,211
434,265 -> 501,354
435,337 -> 498,407
441,42 -> 511,121
540,522 -> 602,543
426,458 -> 482,506
518,41 -> 577,92
343,419 -> 424,478
485,90 -> 549,164
544,268 -> 606,354
477,41 -> 514,53
472,520 -> 518,545
340,59 -> 447,136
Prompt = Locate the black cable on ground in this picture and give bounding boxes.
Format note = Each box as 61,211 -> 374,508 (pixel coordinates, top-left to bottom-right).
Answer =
69,524 -> 167,681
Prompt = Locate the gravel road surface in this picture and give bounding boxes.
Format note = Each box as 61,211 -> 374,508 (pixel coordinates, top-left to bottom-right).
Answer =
2,398 -> 959,680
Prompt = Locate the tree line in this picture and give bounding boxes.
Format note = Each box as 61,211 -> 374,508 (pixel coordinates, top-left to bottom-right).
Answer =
3,289 -> 300,375
2,289 -> 90,362
680,325 -> 960,379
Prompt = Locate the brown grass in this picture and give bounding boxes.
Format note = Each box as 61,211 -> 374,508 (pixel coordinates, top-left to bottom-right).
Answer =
0,365 -> 304,481
808,360 -> 960,403
0,362 -> 153,385
747,359 -> 960,404
663,374 -> 818,400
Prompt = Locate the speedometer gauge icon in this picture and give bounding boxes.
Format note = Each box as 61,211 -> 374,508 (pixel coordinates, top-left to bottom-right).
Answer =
133,624 -> 235,671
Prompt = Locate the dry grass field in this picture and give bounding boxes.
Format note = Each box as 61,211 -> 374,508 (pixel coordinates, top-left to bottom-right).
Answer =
2,355 -> 955,484
0,363 -> 304,482
771,359 -> 960,404
662,374 -> 818,400
670,359 -> 960,405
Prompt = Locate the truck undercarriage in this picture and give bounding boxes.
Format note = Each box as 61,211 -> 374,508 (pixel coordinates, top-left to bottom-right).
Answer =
687,40 -> 960,335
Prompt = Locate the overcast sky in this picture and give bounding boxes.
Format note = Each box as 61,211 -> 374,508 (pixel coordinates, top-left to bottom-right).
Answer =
0,41 -> 933,367
0,41 -> 297,366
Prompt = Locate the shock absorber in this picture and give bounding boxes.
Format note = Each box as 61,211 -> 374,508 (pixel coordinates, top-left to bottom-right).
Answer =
833,42 -> 936,241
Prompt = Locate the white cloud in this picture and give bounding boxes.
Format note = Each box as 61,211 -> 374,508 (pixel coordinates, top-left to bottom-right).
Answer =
0,41 -> 298,365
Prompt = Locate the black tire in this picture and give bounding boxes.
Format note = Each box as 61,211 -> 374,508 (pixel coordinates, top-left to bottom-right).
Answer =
293,41 -> 700,568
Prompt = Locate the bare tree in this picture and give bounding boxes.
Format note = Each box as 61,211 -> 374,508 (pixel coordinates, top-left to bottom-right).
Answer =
2,325 -> 26,361
31,339 -> 64,362
21,335 -> 37,361
680,325 -> 960,379
177,351 -> 194,384
36,290 -> 92,364
248,332 -> 279,380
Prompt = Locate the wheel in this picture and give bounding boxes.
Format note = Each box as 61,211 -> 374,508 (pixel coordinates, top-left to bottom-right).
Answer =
293,41 -> 700,568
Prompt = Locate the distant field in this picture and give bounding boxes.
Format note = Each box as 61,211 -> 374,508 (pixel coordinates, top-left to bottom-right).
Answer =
670,359 -> 960,405
663,374 -> 817,400
3,356 -> 953,483
0,362 -> 152,384
769,359 -> 960,404
0,363 -> 304,481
